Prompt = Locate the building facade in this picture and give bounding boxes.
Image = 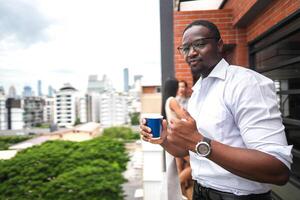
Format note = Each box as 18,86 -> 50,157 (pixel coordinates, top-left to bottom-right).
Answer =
23,86 -> 33,97
123,68 -> 129,92
78,96 -> 87,123
99,92 -> 128,127
43,97 -> 55,124
6,98 -> 24,130
23,96 -> 45,127
0,94 -> 7,130
54,84 -> 78,128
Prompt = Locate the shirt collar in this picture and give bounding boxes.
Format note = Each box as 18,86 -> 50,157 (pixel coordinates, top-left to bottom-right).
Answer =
192,58 -> 228,91
207,58 -> 228,80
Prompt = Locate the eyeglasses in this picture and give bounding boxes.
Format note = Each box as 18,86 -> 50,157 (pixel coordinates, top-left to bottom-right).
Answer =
177,37 -> 217,56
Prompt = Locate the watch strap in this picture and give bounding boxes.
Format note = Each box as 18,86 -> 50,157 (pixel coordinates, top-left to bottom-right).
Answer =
203,136 -> 211,145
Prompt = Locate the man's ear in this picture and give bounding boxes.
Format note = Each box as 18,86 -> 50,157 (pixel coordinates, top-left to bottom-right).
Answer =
217,38 -> 224,53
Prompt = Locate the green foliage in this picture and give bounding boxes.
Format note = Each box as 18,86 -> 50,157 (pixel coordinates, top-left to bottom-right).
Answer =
74,117 -> 81,126
0,137 -> 129,200
35,123 -> 50,128
129,112 -> 140,125
0,136 -> 33,150
102,126 -> 140,141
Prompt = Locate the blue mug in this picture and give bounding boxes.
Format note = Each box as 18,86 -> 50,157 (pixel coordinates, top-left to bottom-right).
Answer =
144,113 -> 163,138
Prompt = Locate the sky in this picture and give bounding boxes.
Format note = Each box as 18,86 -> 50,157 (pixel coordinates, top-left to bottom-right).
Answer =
0,0 -> 161,95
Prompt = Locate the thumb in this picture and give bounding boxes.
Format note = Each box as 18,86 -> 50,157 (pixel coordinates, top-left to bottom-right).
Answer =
162,119 -> 168,132
181,108 -> 192,121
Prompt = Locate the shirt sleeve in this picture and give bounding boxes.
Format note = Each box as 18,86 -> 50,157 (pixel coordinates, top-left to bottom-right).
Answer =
230,72 -> 293,169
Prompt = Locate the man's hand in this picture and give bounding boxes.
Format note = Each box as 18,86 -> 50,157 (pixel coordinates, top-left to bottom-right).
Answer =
169,108 -> 202,152
139,118 -> 168,144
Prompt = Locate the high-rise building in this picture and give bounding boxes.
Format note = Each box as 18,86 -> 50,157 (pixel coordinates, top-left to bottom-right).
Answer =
43,97 -> 55,124
48,85 -> 55,97
134,75 -> 143,83
6,98 -> 24,130
0,94 -> 7,130
0,86 -> 5,96
123,68 -> 129,92
86,93 -> 100,123
8,85 -> 17,98
23,86 -> 33,97
87,75 -> 113,94
38,80 -> 42,96
54,83 -> 78,128
23,96 -> 45,127
99,92 -> 128,127
78,96 -> 87,123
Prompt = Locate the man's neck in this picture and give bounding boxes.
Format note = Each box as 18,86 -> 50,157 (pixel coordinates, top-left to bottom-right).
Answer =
201,58 -> 222,78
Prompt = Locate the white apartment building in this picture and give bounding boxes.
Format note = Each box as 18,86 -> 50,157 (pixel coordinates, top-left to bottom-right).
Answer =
78,96 -> 87,123
54,84 -> 78,128
86,93 -> 101,123
99,92 -> 128,127
10,107 -> 24,130
43,97 -> 55,124
0,95 -> 7,130
5,98 -> 24,130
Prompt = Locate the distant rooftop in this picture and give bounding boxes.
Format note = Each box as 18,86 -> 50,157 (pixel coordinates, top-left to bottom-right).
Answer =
59,83 -> 77,91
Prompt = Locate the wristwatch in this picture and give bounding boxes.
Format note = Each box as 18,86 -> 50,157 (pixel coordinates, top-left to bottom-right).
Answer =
195,137 -> 212,157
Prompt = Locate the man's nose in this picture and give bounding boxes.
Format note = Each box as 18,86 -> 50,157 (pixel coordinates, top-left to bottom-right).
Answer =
187,45 -> 198,56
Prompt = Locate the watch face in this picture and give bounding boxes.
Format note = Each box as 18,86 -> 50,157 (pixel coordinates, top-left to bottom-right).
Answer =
198,143 -> 209,154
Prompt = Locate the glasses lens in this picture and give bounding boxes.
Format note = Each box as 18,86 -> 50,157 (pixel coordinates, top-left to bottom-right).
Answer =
178,45 -> 189,55
192,40 -> 206,51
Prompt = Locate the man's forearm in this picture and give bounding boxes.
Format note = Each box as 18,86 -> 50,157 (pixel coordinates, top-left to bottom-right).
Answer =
207,140 -> 289,185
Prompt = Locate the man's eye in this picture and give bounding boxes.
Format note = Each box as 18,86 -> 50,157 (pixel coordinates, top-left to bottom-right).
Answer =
183,47 -> 190,53
193,42 -> 205,48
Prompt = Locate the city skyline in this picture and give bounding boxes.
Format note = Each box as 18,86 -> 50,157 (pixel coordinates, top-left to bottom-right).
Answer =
0,71 -> 145,97
0,0 -> 161,95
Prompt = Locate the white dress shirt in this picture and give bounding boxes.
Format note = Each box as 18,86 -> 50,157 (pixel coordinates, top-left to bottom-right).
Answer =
188,59 -> 293,195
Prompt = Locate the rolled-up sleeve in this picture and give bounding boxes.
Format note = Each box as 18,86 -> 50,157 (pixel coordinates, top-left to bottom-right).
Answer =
231,74 -> 293,169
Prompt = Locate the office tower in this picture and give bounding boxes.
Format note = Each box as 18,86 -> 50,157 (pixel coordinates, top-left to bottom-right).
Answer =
23,86 -> 33,97
134,75 -> 143,82
123,68 -> 129,92
48,85 -> 54,97
38,80 -> 42,96
8,85 -> 17,98
87,74 -> 112,94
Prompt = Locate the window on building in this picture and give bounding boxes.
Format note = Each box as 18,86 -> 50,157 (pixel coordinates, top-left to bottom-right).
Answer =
249,13 -> 300,194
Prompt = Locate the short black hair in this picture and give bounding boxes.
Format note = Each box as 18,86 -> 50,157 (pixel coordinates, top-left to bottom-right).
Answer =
161,78 -> 178,119
183,20 -> 221,40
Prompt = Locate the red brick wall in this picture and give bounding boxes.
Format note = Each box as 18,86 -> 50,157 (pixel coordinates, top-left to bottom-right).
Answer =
223,0 -> 257,26
246,0 -> 300,42
142,86 -> 158,94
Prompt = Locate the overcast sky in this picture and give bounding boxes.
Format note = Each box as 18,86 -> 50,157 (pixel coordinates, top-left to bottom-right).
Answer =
0,0 -> 161,95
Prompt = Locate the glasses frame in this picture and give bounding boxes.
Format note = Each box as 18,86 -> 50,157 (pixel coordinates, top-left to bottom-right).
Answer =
177,37 -> 217,56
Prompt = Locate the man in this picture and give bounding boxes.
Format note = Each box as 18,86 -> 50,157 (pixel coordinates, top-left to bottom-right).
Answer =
140,20 -> 292,200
